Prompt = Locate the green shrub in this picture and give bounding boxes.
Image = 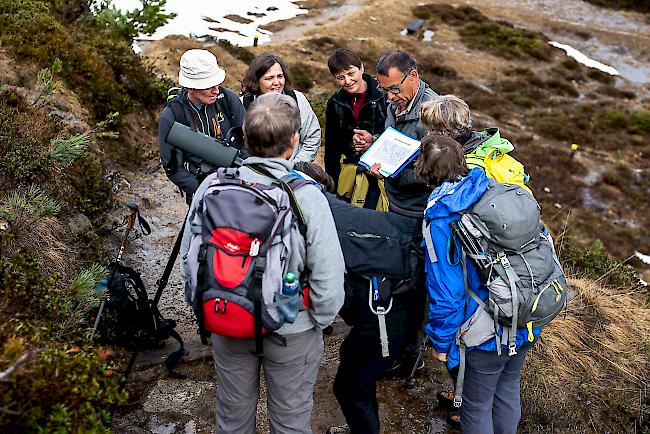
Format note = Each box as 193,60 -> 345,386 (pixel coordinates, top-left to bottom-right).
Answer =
630,110 -> 650,133
545,78 -> 579,97
581,0 -> 650,13
460,21 -> 551,61
0,0 -> 167,120
310,92 -> 330,139
68,155 -> 115,218
412,3 -> 551,61
0,255 -> 124,432
0,343 -> 125,432
559,238 -> 640,289
412,3 -> 487,25
289,62 -> 315,93
595,84 -> 636,99
600,109 -> 629,129
587,68 -> 615,84
0,103 -> 53,184
94,0 -> 176,41
0,255 -> 64,333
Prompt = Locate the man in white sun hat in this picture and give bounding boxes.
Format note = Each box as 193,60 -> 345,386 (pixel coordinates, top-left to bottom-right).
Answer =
159,49 -> 246,204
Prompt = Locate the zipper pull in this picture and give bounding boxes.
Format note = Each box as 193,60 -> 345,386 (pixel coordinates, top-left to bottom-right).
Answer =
249,239 -> 261,256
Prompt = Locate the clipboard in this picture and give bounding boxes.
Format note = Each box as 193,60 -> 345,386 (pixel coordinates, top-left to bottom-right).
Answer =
358,127 -> 421,178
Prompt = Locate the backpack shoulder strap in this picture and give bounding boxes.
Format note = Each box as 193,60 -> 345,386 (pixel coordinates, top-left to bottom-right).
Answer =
283,175 -> 311,239
465,153 -> 486,170
247,164 -> 308,239
167,96 -> 190,129
242,93 -> 255,110
285,89 -> 298,103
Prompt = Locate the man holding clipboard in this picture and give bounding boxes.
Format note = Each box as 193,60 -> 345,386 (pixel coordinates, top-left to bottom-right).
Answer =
353,51 -> 438,217
332,51 -> 438,434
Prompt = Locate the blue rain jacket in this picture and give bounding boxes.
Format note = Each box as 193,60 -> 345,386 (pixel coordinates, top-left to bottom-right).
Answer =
422,168 -> 542,370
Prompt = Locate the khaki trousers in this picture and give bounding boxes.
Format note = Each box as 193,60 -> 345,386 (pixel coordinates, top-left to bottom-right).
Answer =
211,328 -> 324,434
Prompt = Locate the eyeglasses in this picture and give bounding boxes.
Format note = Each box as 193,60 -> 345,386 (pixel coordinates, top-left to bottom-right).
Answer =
377,69 -> 412,94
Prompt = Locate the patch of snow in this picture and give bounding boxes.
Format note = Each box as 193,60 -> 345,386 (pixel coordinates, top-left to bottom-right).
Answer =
107,0 -> 307,46
400,28 -> 408,36
422,30 -> 435,42
549,41 -> 619,76
131,41 -> 143,55
635,251 -> 650,266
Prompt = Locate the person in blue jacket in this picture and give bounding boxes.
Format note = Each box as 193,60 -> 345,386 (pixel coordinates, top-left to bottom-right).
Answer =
416,133 -> 541,434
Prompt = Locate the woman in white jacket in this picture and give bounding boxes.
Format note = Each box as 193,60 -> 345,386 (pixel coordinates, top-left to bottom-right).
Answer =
241,53 -> 321,162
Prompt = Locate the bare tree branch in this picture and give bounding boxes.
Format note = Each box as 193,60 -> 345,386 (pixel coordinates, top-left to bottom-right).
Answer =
0,351 -> 33,382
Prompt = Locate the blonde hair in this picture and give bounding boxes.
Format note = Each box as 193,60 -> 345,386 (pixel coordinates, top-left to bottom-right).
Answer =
420,95 -> 472,138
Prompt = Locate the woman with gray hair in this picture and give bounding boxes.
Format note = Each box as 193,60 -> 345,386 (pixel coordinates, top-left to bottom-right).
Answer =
420,95 -> 531,193
186,92 -> 345,433
420,94 -> 482,153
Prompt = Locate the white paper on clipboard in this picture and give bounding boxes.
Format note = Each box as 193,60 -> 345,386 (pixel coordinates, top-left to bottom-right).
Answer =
358,127 -> 421,177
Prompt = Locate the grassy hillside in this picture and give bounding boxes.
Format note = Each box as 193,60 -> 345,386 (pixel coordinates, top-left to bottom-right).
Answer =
0,1 -> 172,431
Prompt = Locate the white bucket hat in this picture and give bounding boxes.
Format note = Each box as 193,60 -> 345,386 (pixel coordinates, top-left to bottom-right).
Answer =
178,49 -> 226,89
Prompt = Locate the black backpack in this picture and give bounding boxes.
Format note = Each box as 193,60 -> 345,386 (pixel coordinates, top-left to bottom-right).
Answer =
324,193 -> 424,326
97,262 -> 184,372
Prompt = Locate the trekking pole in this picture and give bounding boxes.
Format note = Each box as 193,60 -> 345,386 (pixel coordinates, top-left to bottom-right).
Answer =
152,215 -> 187,307
89,203 -> 140,345
404,337 -> 427,389
122,212 -> 190,388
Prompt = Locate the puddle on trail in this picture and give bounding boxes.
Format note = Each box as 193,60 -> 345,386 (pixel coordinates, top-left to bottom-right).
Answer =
582,163 -> 608,209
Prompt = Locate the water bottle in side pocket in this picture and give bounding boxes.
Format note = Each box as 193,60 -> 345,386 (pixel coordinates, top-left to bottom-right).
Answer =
277,272 -> 300,324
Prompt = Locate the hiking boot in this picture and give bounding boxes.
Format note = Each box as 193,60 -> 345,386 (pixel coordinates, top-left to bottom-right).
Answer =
446,411 -> 461,430
326,424 -> 350,434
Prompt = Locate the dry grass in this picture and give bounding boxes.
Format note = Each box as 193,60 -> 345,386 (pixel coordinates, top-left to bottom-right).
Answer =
521,278 -> 650,432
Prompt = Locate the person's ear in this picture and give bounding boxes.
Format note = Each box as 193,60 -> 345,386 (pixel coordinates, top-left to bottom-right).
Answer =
360,64 -> 365,74
282,131 -> 299,159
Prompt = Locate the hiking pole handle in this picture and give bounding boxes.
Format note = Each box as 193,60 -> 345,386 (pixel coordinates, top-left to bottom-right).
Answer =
115,203 -> 139,263
126,202 -> 138,231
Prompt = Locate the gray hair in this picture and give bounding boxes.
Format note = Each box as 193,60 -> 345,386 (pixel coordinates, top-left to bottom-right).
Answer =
420,95 -> 473,138
243,93 -> 301,157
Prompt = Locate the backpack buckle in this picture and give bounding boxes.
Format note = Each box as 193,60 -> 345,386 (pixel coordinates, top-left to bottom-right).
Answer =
508,341 -> 517,356
500,255 -> 511,268
453,396 -> 462,408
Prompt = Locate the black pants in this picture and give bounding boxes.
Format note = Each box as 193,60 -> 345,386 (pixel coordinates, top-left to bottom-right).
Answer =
334,276 -> 424,434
